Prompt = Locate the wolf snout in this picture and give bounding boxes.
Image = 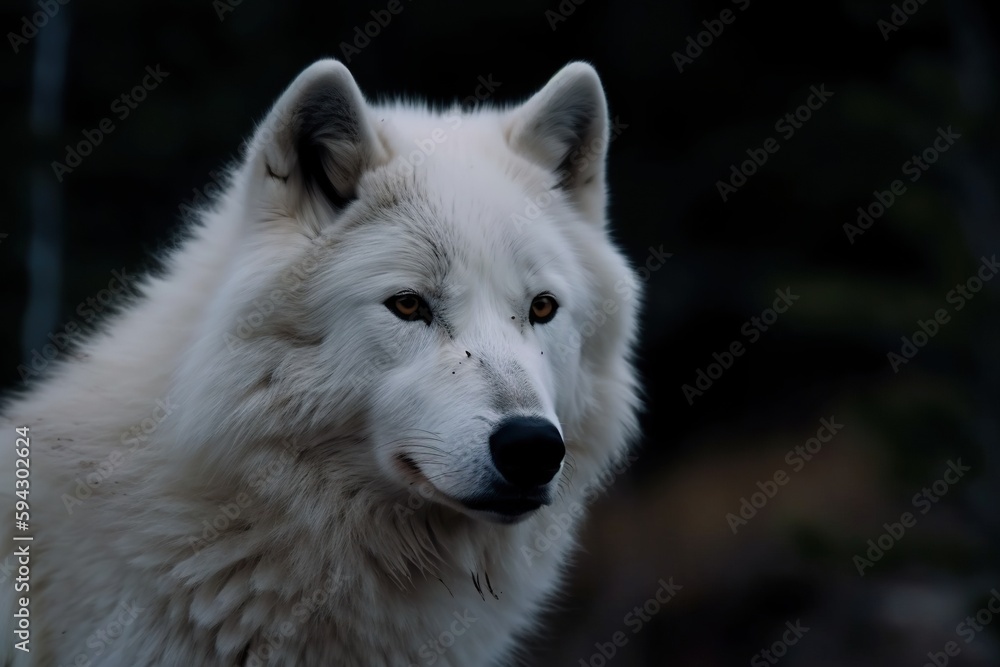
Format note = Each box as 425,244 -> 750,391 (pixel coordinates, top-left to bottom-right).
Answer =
489,417 -> 565,489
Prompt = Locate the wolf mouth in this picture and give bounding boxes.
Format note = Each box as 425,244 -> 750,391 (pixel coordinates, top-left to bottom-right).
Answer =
460,495 -> 546,517
394,453 -> 548,520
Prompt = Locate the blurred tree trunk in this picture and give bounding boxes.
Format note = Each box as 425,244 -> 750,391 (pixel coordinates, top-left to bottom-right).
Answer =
23,6 -> 70,359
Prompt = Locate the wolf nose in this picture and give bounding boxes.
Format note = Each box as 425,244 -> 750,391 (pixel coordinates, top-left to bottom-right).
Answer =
489,417 -> 565,488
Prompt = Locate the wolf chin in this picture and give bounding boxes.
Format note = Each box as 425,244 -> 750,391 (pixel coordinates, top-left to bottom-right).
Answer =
1,59 -> 641,666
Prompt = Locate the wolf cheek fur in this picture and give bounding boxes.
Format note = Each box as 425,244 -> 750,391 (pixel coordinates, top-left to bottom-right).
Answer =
0,58 -> 641,666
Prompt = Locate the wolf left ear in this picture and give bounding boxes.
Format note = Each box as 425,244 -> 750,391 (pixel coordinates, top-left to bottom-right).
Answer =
506,62 -> 610,215
251,59 -> 387,211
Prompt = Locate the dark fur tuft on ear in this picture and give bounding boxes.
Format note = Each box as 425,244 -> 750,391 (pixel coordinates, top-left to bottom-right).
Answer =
294,83 -> 369,208
253,59 -> 387,212
506,62 -> 610,196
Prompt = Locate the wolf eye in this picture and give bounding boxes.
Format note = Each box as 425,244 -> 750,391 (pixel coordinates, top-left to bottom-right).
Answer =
386,293 -> 432,324
529,295 -> 558,324
394,296 -> 419,316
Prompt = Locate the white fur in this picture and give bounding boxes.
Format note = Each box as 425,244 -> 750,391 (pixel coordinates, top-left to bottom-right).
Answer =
1,59 -> 641,666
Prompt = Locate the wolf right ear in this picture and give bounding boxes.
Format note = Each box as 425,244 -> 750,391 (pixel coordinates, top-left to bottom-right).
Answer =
250,59 -> 387,212
505,62 -> 610,219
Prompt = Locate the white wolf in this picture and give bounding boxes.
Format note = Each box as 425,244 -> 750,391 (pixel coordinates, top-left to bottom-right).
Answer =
1,58 -> 641,666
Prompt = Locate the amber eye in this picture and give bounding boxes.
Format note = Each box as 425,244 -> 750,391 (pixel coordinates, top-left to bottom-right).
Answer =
529,295 -> 558,324
394,295 -> 419,316
386,293 -> 432,324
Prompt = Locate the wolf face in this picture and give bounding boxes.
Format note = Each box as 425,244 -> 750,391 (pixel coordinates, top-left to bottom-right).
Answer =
170,60 -> 640,530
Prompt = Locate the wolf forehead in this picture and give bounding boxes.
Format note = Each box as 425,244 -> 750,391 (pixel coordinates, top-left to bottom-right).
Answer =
340,110 -> 573,232
302,197 -> 578,317
348,169 -> 567,257
281,151 -> 573,296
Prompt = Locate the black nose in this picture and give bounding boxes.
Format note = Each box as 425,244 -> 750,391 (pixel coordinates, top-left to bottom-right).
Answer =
489,417 -> 565,489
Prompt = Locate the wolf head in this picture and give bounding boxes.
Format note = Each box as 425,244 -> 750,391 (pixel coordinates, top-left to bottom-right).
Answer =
170,60 -> 640,531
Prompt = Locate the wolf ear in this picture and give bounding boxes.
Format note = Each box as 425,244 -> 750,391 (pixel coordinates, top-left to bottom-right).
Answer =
251,59 -> 387,211
506,62 -> 610,215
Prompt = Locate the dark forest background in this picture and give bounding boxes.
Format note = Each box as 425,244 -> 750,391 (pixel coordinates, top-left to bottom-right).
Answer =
2,0 -> 1000,665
